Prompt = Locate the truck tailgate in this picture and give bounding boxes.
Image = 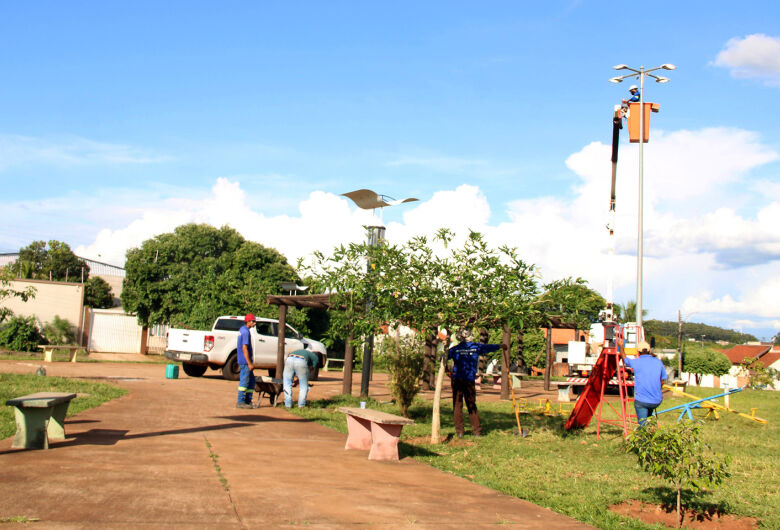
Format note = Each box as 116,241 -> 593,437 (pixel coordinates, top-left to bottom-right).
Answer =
167,329 -> 210,353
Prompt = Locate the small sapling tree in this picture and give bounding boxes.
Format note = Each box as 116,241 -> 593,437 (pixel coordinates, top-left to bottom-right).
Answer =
625,420 -> 730,527
382,334 -> 426,417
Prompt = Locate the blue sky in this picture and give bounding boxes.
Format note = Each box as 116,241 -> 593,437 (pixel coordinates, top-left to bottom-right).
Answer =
2,2 -> 779,339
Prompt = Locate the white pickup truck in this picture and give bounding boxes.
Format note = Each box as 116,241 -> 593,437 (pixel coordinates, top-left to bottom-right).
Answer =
164,316 -> 327,381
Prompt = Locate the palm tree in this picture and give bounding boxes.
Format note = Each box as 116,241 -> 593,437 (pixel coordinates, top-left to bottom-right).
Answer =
615,300 -> 648,322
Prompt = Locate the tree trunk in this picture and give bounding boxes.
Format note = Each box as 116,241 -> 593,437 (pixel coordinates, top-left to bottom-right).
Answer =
421,328 -> 437,390
544,326 -> 553,391
342,332 -> 354,395
431,332 -> 450,444
516,329 -> 525,374
500,324 -> 511,400
677,484 -> 682,527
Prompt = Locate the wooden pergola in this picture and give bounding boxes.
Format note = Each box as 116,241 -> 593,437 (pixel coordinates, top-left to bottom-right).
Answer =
265,294 -> 354,391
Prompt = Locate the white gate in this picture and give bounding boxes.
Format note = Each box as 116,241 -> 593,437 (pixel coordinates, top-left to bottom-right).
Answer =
88,309 -> 143,353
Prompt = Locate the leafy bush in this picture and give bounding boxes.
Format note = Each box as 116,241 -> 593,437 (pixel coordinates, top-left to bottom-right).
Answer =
382,334 -> 425,417
0,316 -> 44,352
521,328 -> 546,369
626,420 -> 730,527
42,315 -> 76,345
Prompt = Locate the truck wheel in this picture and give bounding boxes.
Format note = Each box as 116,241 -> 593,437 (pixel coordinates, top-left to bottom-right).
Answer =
267,368 -> 276,378
182,363 -> 207,377
222,353 -> 240,381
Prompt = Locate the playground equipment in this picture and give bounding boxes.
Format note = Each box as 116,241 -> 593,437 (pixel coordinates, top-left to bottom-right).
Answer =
510,374 -> 573,437
658,385 -> 767,424
564,322 -> 635,438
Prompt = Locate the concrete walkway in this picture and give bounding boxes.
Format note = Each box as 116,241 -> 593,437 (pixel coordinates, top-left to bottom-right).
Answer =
0,360 -> 591,528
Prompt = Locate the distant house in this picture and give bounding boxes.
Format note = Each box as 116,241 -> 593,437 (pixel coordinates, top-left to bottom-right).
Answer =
720,344 -> 778,390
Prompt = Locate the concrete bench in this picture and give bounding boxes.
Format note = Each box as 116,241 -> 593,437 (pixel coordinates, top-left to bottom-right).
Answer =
5,392 -> 77,449
338,407 -> 414,461
38,344 -> 81,363
552,381 -> 574,402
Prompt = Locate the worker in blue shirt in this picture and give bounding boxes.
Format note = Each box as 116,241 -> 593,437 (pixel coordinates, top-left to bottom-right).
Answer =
621,340 -> 667,426
447,329 -> 505,438
626,85 -> 640,102
236,314 -> 257,409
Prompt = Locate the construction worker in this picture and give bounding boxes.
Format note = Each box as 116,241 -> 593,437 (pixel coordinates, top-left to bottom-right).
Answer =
447,329 -> 505,438
620,340 -> 667,426
626,85 -> 640,102
236,314 -> 257,409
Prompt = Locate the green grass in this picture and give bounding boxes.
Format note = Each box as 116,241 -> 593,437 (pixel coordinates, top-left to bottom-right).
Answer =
0,373 -> 128,440
290,387 -> 779,529
0,351 -> 170,364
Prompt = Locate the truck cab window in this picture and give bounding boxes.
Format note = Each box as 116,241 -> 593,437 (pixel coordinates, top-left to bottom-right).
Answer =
255,322 -> 274,336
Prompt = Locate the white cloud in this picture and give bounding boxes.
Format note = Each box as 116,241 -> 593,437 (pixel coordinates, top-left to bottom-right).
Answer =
714,34 -> 780,85
0,134 -> 172,170
37,125 -> 780,340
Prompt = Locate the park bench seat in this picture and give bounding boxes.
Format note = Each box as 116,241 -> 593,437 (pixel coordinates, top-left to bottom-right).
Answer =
338,407 -> 414,461
38,344 -> 81,363
5,392 -> 77,449
552,381 -> 574,402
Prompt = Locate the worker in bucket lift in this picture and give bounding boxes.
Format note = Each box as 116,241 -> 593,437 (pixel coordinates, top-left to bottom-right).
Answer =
621,85 -> 640,115
620,340 -> 667,427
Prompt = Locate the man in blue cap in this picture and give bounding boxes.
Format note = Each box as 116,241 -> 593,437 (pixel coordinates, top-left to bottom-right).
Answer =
236,313 -> 257,409
621,340 -> 667,426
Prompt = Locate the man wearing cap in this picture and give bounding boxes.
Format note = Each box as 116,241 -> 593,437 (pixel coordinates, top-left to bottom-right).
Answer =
447,329 -> 505,438
626,85 -> 640,102
621,340 -> 667,426
236,314 -> 257,409
283,345 -> 319,408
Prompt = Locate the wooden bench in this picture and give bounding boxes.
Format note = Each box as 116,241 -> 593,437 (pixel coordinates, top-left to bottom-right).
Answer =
323,358 -> 345,371
552,381 -> 574,402
338,407 -> 414,461
38,344 -> 81,363
5,392 -> 77,449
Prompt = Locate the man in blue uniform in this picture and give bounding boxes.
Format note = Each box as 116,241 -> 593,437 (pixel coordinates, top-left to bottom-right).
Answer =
626,85 -> 640,102
236,314 -> 257,409
621,340 -> 667,426
447,329 -> 505,438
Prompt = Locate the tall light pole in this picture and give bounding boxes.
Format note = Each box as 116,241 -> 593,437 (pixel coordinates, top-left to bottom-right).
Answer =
609,63 -> 675,328
342,189 -> 418,397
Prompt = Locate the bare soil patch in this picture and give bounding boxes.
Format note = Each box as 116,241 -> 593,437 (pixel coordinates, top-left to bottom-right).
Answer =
609,500 -> 758,529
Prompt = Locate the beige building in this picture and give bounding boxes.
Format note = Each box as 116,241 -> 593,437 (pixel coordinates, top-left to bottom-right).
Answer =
3,279 -> 86,342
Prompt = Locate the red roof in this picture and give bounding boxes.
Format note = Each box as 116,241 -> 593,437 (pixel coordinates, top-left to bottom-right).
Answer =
723,344 -> 771,364
756,352 -> 780,369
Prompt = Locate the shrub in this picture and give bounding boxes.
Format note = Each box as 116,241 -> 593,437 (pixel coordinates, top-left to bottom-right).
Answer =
0,316 -> 44,352
84,276 -> 114,308
382,334 -> 425,417
626,420 -> 730,527
42,315 -> 76,345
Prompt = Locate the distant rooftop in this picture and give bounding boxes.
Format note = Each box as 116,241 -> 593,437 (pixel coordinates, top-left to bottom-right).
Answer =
0,252 -> 125,278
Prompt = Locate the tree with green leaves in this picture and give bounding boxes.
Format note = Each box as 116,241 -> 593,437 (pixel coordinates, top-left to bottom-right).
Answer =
683,349 -> 731,385
122,223 -> 304,330
739,357 -> 778,389
84,276 -> 114,308
626,420 -> 730,527
15,240 -> 90,282
0,266 -> 36,323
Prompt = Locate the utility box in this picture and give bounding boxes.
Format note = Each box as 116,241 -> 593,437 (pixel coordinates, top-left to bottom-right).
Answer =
627,102 -> 660,143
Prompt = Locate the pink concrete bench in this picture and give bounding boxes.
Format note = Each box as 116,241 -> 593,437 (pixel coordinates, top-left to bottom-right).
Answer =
338,407 -> 414,461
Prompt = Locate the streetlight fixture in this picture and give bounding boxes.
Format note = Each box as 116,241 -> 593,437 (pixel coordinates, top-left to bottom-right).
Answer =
342,188 -> 419,397
610,64 -> 675,328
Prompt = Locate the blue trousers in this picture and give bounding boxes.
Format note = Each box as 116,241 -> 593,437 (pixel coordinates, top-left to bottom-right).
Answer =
237,365 -> 255,405
634,400 -> 660,427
